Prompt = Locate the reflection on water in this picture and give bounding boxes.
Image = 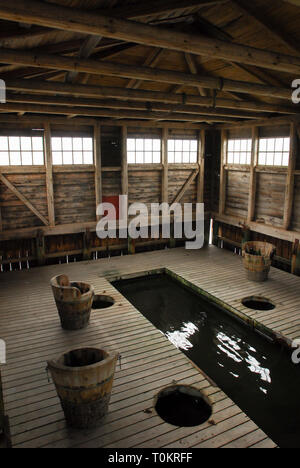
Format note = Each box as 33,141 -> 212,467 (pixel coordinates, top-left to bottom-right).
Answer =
113,274 -> 300,448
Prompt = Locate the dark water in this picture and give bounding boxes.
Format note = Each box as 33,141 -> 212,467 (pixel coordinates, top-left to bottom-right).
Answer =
113,273 -> 300,448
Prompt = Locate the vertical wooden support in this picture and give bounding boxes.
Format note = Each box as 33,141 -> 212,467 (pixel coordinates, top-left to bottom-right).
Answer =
121,126 -> 128,197
247,126 -> 258,223
283,122 -> 297,230
83,228 -> 91,260
219,130 -> 227,215
44,123 -> 55,227
128,235 -> 135,255
212,220 -> 219,246
197,129 -> 205,204
291,239 -> 300,276
94,122 -> 102,220
36,229 -> 46,266
162,128 -> 168,203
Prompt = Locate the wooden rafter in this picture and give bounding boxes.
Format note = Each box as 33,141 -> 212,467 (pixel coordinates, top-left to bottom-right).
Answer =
5,79 -> 296,114
0,0 -> 299,73
0,174 -> 49,226
0,49 -> 292,100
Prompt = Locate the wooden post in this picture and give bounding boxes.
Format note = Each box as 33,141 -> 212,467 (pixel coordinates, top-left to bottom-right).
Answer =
212,219 -> 219,246
94,122 -> 102,220
247,126 -> 258,223
82,229 -> 91,260
197,129 -> 205,204
162,128 -> 168,203
121,126 -> 128,197
128,235 -> 135,255
283,122 -> 297,230
219,130 -> 227,215
35,229 -> 46,266
44,122 -> 55,227
291,239 -> 300,276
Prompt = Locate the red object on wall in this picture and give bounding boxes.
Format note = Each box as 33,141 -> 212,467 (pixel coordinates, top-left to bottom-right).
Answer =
102,196 -> 120,220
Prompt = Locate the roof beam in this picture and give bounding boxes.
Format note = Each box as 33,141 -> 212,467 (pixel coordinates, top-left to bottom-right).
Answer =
5,79 -> 297,114
0,49 -> 293,100
0,0 -> 299,73
5,93 -> 265,119
0,102 -> 239,123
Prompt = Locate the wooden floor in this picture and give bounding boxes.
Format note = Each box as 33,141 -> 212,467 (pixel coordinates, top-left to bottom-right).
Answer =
2,244 -> 297,449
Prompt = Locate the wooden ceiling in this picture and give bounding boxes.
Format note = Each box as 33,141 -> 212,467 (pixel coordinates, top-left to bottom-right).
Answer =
0,0 -> 299,126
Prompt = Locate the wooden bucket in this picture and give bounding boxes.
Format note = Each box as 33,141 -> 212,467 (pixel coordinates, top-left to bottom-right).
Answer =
50,274 -> 94,330
242,241 -> 276,282
47,347 -> 119,429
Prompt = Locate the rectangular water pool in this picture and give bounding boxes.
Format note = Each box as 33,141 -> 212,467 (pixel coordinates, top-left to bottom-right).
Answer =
112,272 -> 300,448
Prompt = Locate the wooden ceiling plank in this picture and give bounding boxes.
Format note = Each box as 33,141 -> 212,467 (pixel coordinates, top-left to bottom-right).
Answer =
0,0 -> 299,73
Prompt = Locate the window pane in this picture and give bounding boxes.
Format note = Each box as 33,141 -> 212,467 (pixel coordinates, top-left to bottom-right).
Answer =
233,153 -> 240,164
144,152 -> 152,163
83,152 -> 93,164
240,140 -> 247,151
153,139 -> 161,151
62,138 -> 72,151
266,153 -> 274,165
168,140 -> 175,151
51,138 -> 61,151
52,152 -> 62,165
145,139 -> 152,151
227,152 -> 234,164
153,152 -> 160,163
73,138 -> 83,151
136,151 -> 144,163
21,137 -> 32,151
182,140 -> 190,152
0,137 -> 8,151
283,138 -> 290,152
10,152 -> 21,165
21,152 -> 32,165
63,151 -> 73,164
267,138 -> 275,152
0,152 -> 9,165
9,137 -> 20,151
136,139 -> 144,151
240,152 -> 247,165
260,139 -> 267,152
183,151 -> 190,163
127,139 -> 135,151
128,152 -> 135,163
175,140 -> 182,152
259,153 -> 266,165
33,152 -> 44,165
282,153 -> 289,166
274,153 -> 282,166
83,138 -> 93,151
190,140 -> 198,152
168,152 -> 175,163
74,151 -> 83,164
228,140 -> 234,151
190,152 -> 197,163
32,137 -> 43,151
275,138 -> 283,152
175,152 -> 182,163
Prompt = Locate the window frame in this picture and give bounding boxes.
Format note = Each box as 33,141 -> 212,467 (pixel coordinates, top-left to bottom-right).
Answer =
226,138 -> 252,166
257,137 -> 290,167
51,136 -> 94,166
0,136 -> 45,167
167,138 -> 198,164
127,137 -> 162,164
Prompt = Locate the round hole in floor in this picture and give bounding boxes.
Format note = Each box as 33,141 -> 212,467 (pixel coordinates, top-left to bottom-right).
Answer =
92,295 -> 115,310
242,296 -> 275,311
154,385 -> 212,427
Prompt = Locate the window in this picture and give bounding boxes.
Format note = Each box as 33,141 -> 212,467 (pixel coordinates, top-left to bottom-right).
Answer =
227,139 -> 252,165
258,137 -> 290,167
168,139 -> 198,163
127,138 -> 161,164
51,137 -> 93,165
0,136 -> 44,166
